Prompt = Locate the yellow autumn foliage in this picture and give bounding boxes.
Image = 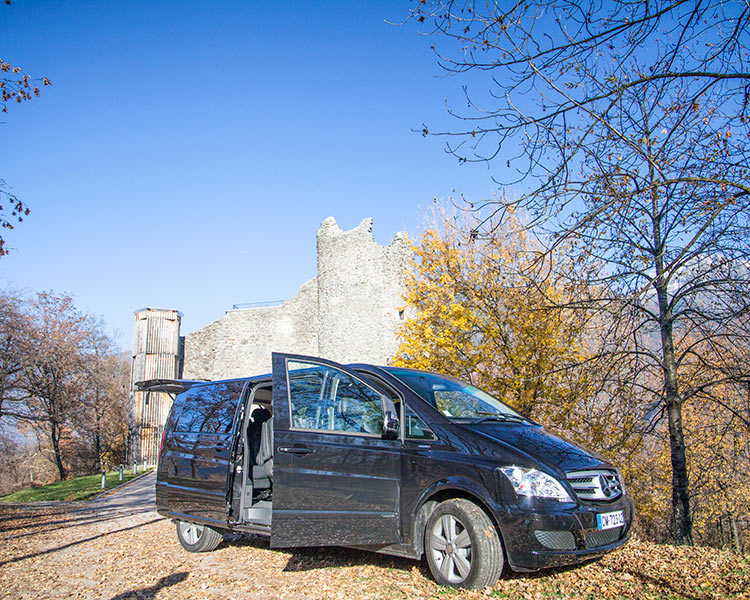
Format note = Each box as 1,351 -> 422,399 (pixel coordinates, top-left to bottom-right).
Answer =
625,397 -> 750,549
395,206 -> 750,550
393,207 -> 591,422
688,403 -> 750,549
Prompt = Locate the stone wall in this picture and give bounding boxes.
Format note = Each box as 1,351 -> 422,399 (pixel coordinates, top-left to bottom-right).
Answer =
181,217 -> 410,380
182,278 -> 319,380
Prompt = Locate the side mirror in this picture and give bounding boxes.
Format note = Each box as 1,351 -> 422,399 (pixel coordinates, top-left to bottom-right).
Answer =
382,409 -> 400,440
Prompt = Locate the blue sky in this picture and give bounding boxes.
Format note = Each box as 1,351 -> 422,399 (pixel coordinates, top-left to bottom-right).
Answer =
1,1 -> 501,345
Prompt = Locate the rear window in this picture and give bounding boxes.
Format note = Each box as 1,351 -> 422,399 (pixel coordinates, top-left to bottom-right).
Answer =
175,381 -> 245,434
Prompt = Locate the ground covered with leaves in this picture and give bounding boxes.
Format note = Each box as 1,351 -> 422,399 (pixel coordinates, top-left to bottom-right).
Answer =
1,501 -> 749,600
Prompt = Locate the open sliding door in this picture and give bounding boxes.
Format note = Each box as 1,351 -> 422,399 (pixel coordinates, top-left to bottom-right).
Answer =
270,352 -> 402,547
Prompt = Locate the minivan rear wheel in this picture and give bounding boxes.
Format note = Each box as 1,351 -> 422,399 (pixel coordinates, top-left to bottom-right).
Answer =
424,498 -> 505,589
175,520 -> 223,552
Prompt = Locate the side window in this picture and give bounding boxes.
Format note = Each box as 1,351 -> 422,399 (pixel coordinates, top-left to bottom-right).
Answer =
356,371 -> 402,424
176,381 -> 244,434
404,404 -> 437,441
287,360 -> 385,435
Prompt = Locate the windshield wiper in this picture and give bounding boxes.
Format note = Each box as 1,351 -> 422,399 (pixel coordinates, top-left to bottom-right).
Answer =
472,412 -> 528,424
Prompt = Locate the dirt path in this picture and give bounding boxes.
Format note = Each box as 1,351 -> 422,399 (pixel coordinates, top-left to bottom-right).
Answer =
1,478 -> 749,599
0,474 -> 428,600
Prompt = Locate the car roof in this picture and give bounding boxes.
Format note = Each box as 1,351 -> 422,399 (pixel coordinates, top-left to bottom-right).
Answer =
137,363 -> 445,392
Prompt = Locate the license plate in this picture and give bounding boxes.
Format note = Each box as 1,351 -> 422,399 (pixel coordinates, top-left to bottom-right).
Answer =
597,510 -> 625,531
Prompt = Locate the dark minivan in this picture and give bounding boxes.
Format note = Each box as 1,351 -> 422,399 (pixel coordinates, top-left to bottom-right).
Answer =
146,352 -> 633,589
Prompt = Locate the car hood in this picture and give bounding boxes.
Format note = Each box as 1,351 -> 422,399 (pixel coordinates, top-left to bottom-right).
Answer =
460,421 -> 607,474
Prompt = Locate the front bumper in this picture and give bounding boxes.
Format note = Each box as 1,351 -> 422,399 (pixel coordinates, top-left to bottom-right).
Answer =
496,494 -> 635,572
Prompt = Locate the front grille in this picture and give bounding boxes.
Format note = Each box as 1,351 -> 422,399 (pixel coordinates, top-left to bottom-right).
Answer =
586,526 -> 623,548
534,530 -> 577,550
567,469 -> 623,501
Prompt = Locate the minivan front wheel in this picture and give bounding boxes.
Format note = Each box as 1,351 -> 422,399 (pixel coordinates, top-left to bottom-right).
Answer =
425,499 -> 505,589
175,520 -> 223,552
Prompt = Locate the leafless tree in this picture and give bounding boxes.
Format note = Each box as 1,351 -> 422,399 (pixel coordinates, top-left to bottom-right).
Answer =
17,292 -> 90,480
0,291 -> 130,480
409,0 -> 750,544
0,290 -> 28,421
76,327 -> 129,471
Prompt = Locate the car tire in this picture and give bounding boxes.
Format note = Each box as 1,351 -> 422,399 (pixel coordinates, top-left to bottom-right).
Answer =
175,520 -> 223,552
424,498 -> 505,589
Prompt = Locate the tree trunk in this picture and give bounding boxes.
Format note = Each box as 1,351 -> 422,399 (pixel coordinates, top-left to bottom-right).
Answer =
665,394 -> 692,544
655,285 -> 692,544
730,512 -> 741,554
94,404 -> 102,472
653,210 -> 692,545
50,423 -> 66,481
94,432 -> 101,472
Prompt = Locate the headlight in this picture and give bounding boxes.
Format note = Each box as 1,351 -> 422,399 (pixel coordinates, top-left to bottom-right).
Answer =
499,466 -> 573,502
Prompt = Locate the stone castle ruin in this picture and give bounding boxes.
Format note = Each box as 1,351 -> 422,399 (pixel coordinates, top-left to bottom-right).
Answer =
129,217 -> 411,463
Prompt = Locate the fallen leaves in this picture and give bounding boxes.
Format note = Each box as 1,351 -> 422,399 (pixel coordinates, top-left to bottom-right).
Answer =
1,502 -> 749,599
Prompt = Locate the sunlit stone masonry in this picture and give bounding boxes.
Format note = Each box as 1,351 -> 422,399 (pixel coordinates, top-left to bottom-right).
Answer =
129,217 -> 411,463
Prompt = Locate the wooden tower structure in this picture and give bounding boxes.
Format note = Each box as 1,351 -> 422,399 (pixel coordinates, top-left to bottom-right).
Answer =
129,308 -> 182,465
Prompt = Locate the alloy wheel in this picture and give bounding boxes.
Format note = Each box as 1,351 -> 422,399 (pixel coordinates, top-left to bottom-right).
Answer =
429,514 -> 472,584
181,522 -> 204,545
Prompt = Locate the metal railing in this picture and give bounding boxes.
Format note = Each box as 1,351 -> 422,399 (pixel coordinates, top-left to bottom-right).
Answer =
232,300 -> 284,310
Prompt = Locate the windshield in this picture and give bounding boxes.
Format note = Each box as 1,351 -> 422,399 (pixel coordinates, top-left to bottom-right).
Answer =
384,368 -> 527,422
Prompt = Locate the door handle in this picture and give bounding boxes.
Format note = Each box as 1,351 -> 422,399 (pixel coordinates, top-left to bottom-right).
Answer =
278,446 -> 314,455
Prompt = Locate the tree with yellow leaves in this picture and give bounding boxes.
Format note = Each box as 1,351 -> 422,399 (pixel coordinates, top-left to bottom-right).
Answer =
394,207 -> 596,423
